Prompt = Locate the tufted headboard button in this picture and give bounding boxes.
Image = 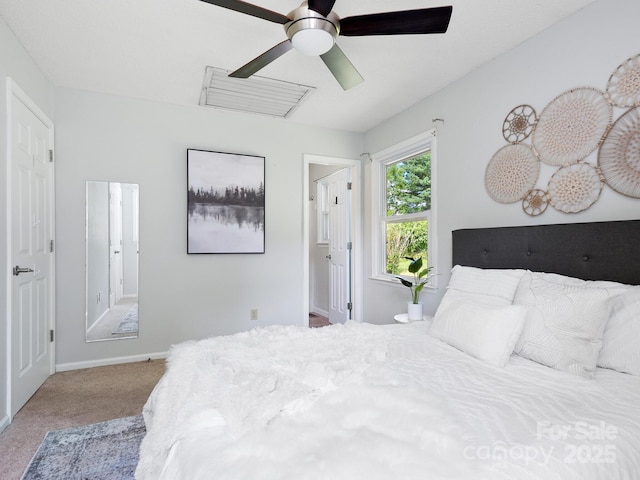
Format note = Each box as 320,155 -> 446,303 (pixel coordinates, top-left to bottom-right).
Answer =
526,251 -> 531,256
482,250 -> 488,256
583,255 -> 589,261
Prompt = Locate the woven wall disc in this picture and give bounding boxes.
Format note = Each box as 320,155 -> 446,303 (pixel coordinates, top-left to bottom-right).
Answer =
547,162 -> 603,213
502,104 -> 537,144
485,144 -> 540,204
598,106 -> 640,198
522,189 -> 549,216
606,54 -> 640,108
532,87 -> 612,166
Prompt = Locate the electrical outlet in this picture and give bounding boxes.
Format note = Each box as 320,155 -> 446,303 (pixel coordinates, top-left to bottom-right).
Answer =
250,308 -> 258,321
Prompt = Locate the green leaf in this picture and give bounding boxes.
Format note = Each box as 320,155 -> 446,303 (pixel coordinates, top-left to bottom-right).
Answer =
408,257 -> 422,274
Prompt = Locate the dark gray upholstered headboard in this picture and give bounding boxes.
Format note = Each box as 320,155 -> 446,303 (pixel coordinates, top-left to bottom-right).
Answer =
452,220 -> 640,286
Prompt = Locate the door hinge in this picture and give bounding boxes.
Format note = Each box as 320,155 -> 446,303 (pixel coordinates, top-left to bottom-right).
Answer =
50,239 -> 54,253
49,149 -> 54,163
347,302 -> 353,311
347,182 -> 352,190
347,241 -> 352,250
50,329 -> 54,342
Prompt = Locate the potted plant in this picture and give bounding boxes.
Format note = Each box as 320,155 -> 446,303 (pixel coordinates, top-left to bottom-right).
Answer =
396,257 -> 432,321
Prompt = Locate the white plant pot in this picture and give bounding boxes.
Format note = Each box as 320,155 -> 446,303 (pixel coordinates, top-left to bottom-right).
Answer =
407,302 -> 423,321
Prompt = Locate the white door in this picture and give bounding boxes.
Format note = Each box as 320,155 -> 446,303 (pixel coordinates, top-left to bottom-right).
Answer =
9,85 -> 55,417
109,182 -> 123,308
327,168 -> 352,324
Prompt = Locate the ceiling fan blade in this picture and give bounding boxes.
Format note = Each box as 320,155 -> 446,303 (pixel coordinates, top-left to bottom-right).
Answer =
307,0 -> 336,18
199,0 -> 290,24
229,40 -> 293,78
320,44 -> 364,90
340,6 -> 452,36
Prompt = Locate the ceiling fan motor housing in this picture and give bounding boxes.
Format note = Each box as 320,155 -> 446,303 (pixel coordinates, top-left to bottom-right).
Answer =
285,4 -> 339,55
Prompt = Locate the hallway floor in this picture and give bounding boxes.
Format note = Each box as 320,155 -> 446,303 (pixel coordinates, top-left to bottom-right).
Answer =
309,313 -> 331,328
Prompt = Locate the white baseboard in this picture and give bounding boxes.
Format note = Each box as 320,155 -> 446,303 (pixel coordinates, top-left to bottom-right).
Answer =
55,351 -> 167,372
0,413 -> 10,434
311,307 -> 329,318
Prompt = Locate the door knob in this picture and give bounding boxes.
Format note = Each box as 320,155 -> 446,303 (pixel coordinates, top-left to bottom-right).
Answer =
13,265 -> 34,276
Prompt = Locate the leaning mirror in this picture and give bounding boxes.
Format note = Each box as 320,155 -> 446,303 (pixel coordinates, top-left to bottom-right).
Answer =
86,181 -> 139,342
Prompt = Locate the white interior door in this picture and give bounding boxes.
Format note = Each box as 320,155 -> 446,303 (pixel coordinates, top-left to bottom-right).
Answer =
109,182 -> 123,308
9,84 -> 54,417
327,168 -> 352,324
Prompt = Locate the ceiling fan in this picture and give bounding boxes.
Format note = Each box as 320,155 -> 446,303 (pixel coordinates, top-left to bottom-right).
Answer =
200,0 -> 453,90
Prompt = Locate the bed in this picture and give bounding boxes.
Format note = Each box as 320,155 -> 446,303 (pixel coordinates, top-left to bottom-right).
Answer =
136,220 -> 640,480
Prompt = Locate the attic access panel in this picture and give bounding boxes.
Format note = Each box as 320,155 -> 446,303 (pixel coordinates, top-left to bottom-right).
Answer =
199,66 -> 315,118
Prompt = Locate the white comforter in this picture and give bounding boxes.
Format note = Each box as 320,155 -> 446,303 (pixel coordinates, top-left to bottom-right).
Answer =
136,321 -> 640,480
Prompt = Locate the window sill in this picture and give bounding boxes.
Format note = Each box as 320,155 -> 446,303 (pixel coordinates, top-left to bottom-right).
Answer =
369,274 -> 436,293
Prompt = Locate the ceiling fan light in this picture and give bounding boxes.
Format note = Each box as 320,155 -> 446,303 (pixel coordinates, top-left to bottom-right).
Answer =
285,7 -> 339,56
291,28 -> 334,56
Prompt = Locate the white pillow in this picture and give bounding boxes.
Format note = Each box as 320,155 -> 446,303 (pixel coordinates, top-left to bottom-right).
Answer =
513,272 -> 613,378
598,286 -> 640,376
528,271 -> 629,295
435,266 -> 526,316
429,302 -> 526,367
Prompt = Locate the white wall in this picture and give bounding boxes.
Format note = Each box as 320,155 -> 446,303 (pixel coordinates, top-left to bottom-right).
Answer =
85,181 -> 110,330
0,17 -> 53,429
53,88 -> 362,368
362,0 -> 640,324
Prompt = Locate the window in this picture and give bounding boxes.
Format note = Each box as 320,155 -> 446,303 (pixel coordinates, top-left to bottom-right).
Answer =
371,130 -> 435,284
316,180 -> 329,244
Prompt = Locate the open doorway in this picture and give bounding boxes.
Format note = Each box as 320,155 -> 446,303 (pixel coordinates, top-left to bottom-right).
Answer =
303,154 -> 362,327
310,165 -> 345,325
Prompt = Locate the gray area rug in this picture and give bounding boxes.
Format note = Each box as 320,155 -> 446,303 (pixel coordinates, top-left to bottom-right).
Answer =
112,305 -> 138,335
21,415 -> 145,480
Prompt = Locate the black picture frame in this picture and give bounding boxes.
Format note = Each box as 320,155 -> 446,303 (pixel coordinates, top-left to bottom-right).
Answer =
187,149 -> 265,254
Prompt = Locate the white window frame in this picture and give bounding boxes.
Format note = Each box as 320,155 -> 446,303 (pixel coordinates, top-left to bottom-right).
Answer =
370,130 -> 437,286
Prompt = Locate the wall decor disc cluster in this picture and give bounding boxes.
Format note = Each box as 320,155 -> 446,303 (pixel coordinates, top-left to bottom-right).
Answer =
598,106 -> 640,198
502,104 -> 537,144
605,54 -> 640,108
485,144 -> 539,203
522,188 -> 549,216
486,52 -> 640,216
532,87 -> 612,166
547,162 -> 603,213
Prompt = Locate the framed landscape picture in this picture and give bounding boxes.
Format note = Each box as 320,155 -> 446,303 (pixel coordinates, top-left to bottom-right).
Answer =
187,149 -> 265,254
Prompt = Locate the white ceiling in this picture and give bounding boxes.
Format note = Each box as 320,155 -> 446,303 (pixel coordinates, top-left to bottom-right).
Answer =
0,0 -> 595,132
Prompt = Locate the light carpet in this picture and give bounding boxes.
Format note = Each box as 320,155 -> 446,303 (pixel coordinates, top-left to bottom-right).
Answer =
21,415 -> 145,480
